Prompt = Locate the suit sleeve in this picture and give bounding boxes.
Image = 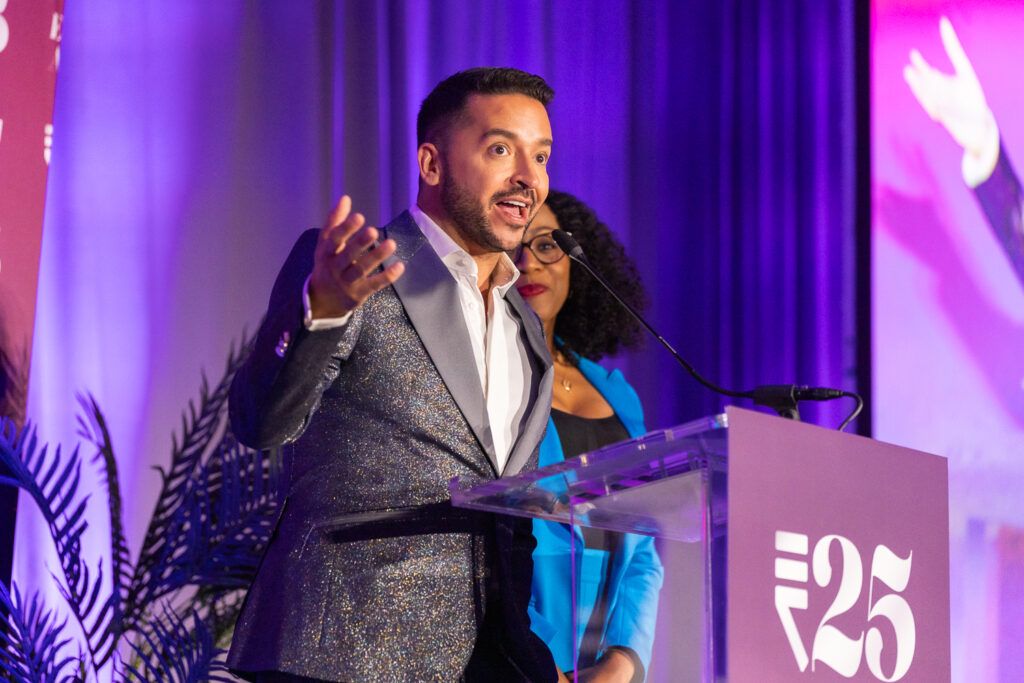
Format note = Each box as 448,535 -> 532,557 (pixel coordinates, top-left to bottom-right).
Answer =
974,143 -> 1024,287
229,229 -> 364,449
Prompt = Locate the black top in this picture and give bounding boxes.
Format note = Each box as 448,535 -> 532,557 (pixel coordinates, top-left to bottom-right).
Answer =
550,408 -> 629,551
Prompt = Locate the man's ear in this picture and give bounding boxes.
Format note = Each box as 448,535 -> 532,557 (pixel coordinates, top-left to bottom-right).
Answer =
418,143 -> 441,187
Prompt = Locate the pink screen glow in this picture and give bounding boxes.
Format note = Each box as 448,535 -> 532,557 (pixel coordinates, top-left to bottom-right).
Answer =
872,1 -> 1024,680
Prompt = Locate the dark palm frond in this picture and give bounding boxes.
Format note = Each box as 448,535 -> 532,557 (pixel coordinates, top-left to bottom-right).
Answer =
119,604 -> 233,683
191,586 -> 247,650
124,337 -> 249,629
2,329 -> 281,678
138,434 -> 283,614
125,331 -> 283,633
0,418 -> 117,669
128,366 -> 229,608
0,581 -> 80,683
75,392 -> 130,658
191,436 -> 282,586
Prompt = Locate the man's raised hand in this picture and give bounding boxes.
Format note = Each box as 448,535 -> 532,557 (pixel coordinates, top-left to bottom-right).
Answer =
903,16 -> 999,183
308,195 -> 405,320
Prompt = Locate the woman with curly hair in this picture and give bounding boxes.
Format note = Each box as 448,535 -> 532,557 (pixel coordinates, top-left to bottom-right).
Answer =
513,189 -> 663,683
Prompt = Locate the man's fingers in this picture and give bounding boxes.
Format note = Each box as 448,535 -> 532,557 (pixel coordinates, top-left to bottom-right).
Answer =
308,200 -> 402,318
904,64 -> 937,118
908,49 -> 933,77
328,226 -> 382,273
319,196 -> 377,257
364,261 -> 406,293
333,236 -> 397,281
940,16 -> 976,81
340,225 -> 379,257
322,195 -> 352,235
324,213 -> 368,255
338,255 -> 405,309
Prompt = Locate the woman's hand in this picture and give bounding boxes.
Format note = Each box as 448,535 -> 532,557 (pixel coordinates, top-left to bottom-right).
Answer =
575,648 -> 635,683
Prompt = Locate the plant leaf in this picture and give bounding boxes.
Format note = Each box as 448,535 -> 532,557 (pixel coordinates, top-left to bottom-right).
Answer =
75,392 -> 131,660
118,603 -> 234,683
0,581 -> 81,683
0,418 -> 113,670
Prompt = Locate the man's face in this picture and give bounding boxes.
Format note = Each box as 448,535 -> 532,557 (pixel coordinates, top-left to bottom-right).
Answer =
437,93 -> 552,254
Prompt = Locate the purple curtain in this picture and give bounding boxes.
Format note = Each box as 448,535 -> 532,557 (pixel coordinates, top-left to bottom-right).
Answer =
325,0 -> 861,431
321,0 -> 864,430
17,0 -> 859,668
588,1 -> 860,431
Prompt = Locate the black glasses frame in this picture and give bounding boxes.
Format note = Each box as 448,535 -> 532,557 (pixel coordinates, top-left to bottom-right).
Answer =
511,231 -> 570,265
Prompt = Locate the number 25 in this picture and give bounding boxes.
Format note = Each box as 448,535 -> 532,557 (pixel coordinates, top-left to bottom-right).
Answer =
812,536 -> 915,681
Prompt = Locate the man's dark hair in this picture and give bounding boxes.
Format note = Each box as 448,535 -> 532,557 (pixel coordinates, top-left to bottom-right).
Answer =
545,190 -> 648,364
416,67 -> 554,146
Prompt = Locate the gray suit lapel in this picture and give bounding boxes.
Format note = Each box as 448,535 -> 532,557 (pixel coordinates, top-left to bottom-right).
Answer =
384,212 -> 498,473
503,289 -> 554,477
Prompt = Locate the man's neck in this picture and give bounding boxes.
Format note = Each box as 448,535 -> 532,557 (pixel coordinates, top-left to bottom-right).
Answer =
473,253 -> 503,297
417,199 -> 503,294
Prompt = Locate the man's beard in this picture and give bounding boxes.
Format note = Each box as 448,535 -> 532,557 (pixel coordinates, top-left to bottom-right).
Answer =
440,173 -> 527,253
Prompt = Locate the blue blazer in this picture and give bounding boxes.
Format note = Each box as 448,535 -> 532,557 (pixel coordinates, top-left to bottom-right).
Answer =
529,357 -> 664,675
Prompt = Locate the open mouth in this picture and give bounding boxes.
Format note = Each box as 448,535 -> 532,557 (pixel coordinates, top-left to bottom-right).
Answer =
495,198 -> 530,223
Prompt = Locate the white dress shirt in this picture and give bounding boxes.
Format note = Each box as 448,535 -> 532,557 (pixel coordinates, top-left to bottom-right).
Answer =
410,205 -> 529,473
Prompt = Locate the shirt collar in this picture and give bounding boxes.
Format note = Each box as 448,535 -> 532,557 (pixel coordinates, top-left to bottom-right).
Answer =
410,205 -> 520,295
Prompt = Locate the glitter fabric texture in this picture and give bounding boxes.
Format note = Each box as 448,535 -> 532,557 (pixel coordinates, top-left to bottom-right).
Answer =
226,214 -> 554,682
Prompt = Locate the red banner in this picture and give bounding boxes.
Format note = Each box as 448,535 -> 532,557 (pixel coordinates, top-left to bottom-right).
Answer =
0,0 -> 62,425
0,0 -> 63,586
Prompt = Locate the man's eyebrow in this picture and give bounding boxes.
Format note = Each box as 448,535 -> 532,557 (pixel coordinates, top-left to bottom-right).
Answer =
483,128 -> 553,147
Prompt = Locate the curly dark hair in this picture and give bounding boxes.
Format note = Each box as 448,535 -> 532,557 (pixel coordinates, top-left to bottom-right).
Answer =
417,67 -> 554,145
545,189 -> 647,363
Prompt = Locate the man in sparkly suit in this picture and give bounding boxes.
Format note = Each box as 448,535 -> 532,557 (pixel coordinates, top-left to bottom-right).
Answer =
226,68 -> 564,683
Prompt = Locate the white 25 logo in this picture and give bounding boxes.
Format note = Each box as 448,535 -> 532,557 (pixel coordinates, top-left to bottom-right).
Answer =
774,530 -> 915,681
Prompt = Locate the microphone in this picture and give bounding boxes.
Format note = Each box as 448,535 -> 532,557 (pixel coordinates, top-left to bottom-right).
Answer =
550,229 -> 863,430
551,230 -> 746,400
555,231 -> 587,263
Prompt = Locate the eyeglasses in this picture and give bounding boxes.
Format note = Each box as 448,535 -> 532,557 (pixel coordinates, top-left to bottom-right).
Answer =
510,232 -> 569,265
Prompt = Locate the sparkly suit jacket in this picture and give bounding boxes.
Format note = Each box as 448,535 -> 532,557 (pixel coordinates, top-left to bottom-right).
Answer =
226,211 -> 556,682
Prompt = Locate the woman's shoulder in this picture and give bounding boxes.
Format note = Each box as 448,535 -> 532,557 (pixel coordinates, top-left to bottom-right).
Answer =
577,357 -> 641,406
571,355 -> 646,437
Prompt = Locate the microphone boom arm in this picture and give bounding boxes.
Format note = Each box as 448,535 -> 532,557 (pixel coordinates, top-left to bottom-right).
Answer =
551,229 -> 863,430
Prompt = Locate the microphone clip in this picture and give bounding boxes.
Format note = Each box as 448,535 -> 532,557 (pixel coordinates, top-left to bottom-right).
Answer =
752,385 -> 801,421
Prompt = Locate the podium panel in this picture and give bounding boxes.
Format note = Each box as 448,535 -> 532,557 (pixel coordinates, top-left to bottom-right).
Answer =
450,406 -> 950,682
727,408 -> 950,682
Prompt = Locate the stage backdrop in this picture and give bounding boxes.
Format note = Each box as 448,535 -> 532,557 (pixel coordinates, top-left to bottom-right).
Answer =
17,0 -> 859,675
873,0 -> 1024,680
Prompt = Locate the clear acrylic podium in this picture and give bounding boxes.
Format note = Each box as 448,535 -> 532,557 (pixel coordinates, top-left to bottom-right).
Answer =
450,406 -> 951,683
452,412 -> 728,681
